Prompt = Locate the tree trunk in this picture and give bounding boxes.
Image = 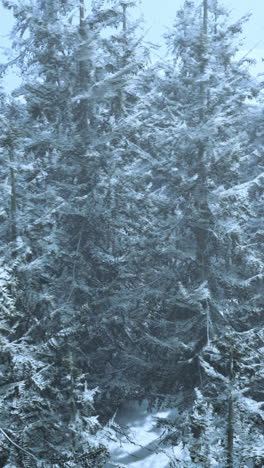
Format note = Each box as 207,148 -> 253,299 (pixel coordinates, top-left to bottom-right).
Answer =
194,0 -> 211,344
9,147 -> 17,241
227,349 -> 234,468
203,0 -> 208,35
122,2 -> 127,32
113,2 -> 128,119
78,0 -> 90,142
195,0 -> 209,283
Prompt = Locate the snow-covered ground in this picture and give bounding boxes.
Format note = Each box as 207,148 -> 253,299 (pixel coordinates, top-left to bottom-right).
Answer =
105,401 -> 186,467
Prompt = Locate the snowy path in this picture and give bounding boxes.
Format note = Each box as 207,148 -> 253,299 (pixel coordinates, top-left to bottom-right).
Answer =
106,401 -> 178,467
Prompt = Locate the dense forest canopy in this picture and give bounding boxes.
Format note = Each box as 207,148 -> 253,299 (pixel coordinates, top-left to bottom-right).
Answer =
0,0 -> 263,467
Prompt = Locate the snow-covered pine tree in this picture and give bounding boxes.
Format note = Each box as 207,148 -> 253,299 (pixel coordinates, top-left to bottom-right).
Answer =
194,329 -> 264,468
113,0 -> 263,405
76,0 -> 153,413
2,0 -> 150,445
182,388 -> 225,467
25,0 -> 152,416
163,328 -> 264,467
0,0 -> 114,464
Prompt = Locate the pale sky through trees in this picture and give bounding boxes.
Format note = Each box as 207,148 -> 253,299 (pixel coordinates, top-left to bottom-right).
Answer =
0,0 -> 263,91
140,0 -> 264,64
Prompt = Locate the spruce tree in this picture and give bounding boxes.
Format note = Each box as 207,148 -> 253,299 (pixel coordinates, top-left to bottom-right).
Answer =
164,329 -> 264,467
1,0 -> 149,452
0,0 -> 114,464
114,0 -> 263,405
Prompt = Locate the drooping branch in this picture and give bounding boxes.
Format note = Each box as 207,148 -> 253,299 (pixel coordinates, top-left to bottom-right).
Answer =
0,428 -> 39,464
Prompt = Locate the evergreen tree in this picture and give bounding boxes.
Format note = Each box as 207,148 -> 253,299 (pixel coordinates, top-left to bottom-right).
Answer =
0,0 -> 116,464
111,0 -> 263,406
1,0 -> 149,453
53,0 -> 150,413
164,329 -> 264,467
193,329 -> 264,468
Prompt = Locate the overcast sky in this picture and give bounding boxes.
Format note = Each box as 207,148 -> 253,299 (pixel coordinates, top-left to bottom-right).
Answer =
0,0 -> 263,91
138,0 -> 264,74
140,0 -> 263,46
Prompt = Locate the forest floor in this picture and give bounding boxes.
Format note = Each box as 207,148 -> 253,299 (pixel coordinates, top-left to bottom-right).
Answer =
106,401 -> 186,467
